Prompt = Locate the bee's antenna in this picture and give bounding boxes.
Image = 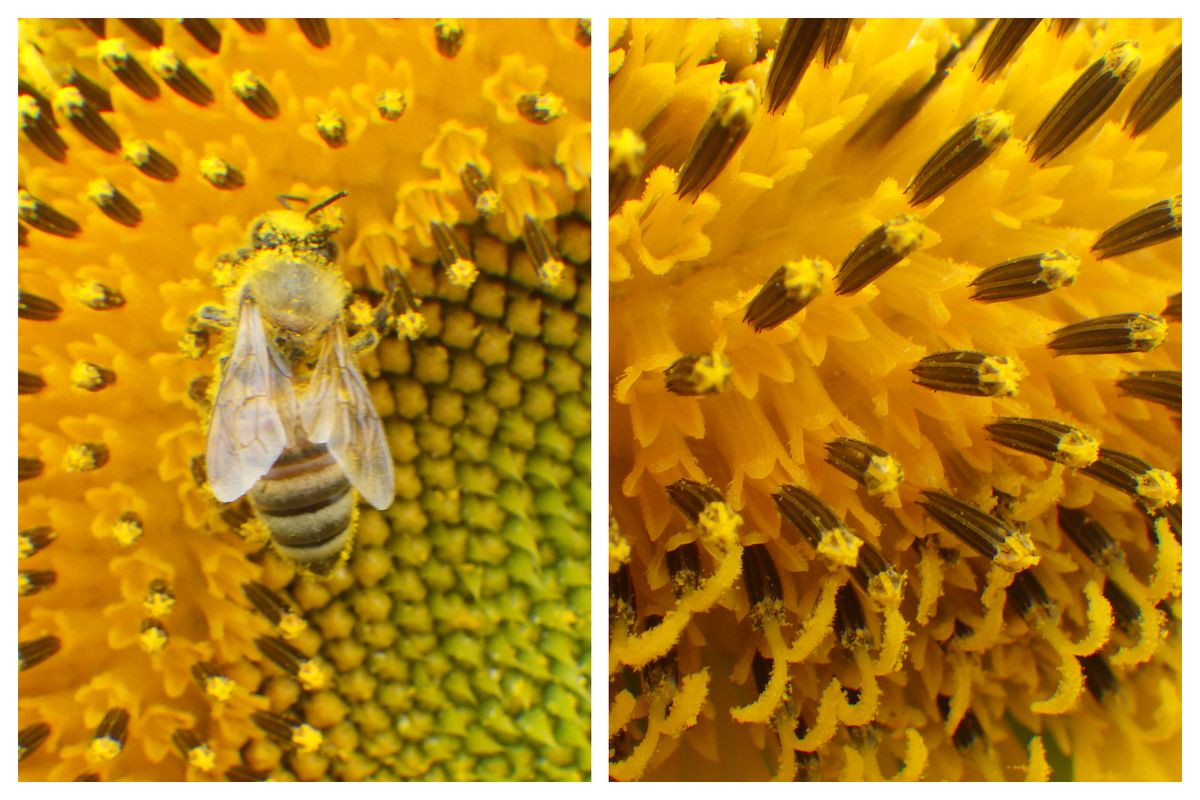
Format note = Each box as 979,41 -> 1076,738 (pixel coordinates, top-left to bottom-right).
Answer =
277,194 -> 307,210
306,191 -> 349,219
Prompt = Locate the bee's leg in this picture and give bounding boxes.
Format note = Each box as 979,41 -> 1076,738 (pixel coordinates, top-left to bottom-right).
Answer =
195,304 -> 235,329
348,264 -> 423,353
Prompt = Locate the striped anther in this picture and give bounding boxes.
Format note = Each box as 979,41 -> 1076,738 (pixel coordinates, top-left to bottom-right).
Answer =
98,38 -> 160,100
431,221 -> 478,288
835,215 -> 927,295
53,87 -> 119,153
19,526 -> 57,559
849,539 -> 904,604
19,190 -> 81,238
575,19 -> 592,48
297,19 -> 331,48
676,82 -> 757,199
181,19 -> 222,53
1116,370 -> 1181,412
123,139 -> 179,181
911,350 -> 1025,397
1163,292 -> 1181,320
1027,41 -> 1141,164
199,156 -> 245,190
19,570 -> 56,596
244,581 -> 305,635
65,68 -> 113,112
1048,312 -> 1167,356
609,563 -> 636,630
1052,19 -> 1080,37
773,484 -> 863,567
743,257 -> 831,331
666,479 -> 725,525
938,697 -> 986,751
19,370 -> 46,395
19,635 -> 61,670
984,417 -> 1100,468
664,350 -> 731,395
1081,448 -> 1178,511
834,583 -> 869,646
666,541 -> 701,597
917,490 -> 1039,571
742,543 -> 783,608
18,457 -> 44,481
522,215 -> 566,288
316,110 -> 347,148
1007,570 -> 1053,620
824,438 -> 903,495
120,18 -> 163,46
975,19 -> 1041,81
87,179 -> 142,227
609,128 -> 645,215
150,48 -> 215,106
73,773 -> 100,781
172,729 -> 216,770
461,164 -> 500,217
227,765 -> 267,781
764,19 -> 828,114
1057,505 -> 1124,565
64,442 -> 109,472
78,19 -> 105,37
517,92 -> 567,124
969,250 -> 1079,302
19,291 -> 61,321
234,19 -> 266,34
822,20 -> 851,66
907,110 -> 1013,206
71,361 -> 117,391
1081,654 -> 1118,701
19,94 -> 68,161
435,19 -> 464,58
1103,581 -> 1141,636
70,281 -> 125,310
19,723 -> 50,761
89,708 -> 130,762
1125,45 -> 1181,137
231,70 -> 279,120
1091,195 -> 1182,260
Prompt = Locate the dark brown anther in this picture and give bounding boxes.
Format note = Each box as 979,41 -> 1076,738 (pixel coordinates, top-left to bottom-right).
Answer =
19,223 -> 28,247
65,68 -> 113,112
743,258 -> 831,331
65,442 -> 109,472
244,582 -> 299,628
19,722 -> 51,761
912,350 -> 1024,397
1051,19 -> 1079,37
18,370 -> 45,395
189,455 -> 207,488
53,86 -> 119,152
937,696 -> 987,750
19,635 -> 61,670
231,71 -> 279,120
120,19 -> 163,46
824,438 -> 904,495
822,20 -> 851,66
676,82 -> 757,199
250,711 -> 302,744
435,19 -> 464,58
430,221 -> 473,276
1102,581 -> 1141,636
461,163 -> 500,217
847,539 -> 903,601
666,478 -> 725,525
834,583 -> 869,646
181,19 -> 222,53
742,543 -> 783,608
666,541 -> 701,597
609,563 -> 637,632
975,19 -> 1041,82
172,729 -> 206,762
751,652 -> 773,695
315,110 -> 346,148
984,417 -> 1099,468
18,80 -> 57,127
226,765 -> 267,781
87,180 -> 142,227
764,19 -> 827,114
74,773 -> 101,781
191,661 -> 229,694
200,157 -> 245,190
98,40 -> 160,101
79,19 -> 105,37
1027,41 -> 1141,164
297,19 -> 331,48
1157,501 -> 1182,542
969,250 -> 1079,302
18,457 -> 44,481
71,361 -> 118,391
1091,195 -> 1182,260
1048,312 -> 1167,356
123,139 -> 178,181
1125,45 -> 1182,137
516,92 -> 566,125
907,111 -> 1013,206
1007,569 -> 1053,620
575,19 -> 592,48
1080,448 -> 1178,512
773,484 -> 864,567
234,19 -> 266,35
664,351 -> 731,395
19,94 -> 68,161
1117,370 -> 1181,412
219,500 -> 253,532
19,291 -> 61,321
609,128 -> 646,216
918,490 -> 1038,571
255,635 -> 307,679
151,48 -> 215,106
1163,292 -> 1181,320
18,191 -> 81,238
19,570 -> 56,597
521,214 -> 567,286
1057,506 -> 1123,565
19,526 -> 57,559
73,282 -> 126,311
1080,653 -> 1118,701
834,215 -> 927,295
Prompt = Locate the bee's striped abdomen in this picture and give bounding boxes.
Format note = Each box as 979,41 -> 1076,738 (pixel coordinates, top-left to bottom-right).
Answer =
249,440 -> 354,576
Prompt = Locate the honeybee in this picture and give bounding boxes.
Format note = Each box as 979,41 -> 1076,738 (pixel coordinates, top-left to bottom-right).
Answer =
204,192 -> 396,575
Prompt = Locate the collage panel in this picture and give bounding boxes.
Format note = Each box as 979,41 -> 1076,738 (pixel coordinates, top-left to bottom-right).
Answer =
608,18 -> 1181,781
18,18 -> 591,782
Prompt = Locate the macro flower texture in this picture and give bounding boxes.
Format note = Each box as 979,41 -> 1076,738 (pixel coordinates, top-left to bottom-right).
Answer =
19,18 -> 591,781
609,18 -> 1180,781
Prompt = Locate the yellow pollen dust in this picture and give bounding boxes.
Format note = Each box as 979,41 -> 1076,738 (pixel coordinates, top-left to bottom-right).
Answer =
609,518 -> 631,570
316,109 -> 344,134
1040,250 -> 1080,290
538,258 -> 567,288
143,592 -> 175,619
975,109 -> 1015,147
610,128 -> 646,172
297,659 -> 334,691
70,361 -> 106,390
239,517 -> 271,545
278,613 -> 307,639
111,517 -> 143,547
349,299 -> 376,328
149,47 -> 180,77
86,179 -> 117,203
1169,194 -> 1182,221
96,37 -> 129,66
17,190 -> 37,213
198,156 -> 232,182
51,85 -> 85,113
376,89 -> 408,119
397,310 -> 428,340
447,258 -> 479,288
782,257 -> 831,301
697,502 -> 741,550
691,351 -> 732,393
868,570 -> 905,608
187,745 -> 216,771
139,626 -> 168,655
1104,41 -> 1143,80
230,69 -> 261,97
121,139 -> 151,166
863,454 -> 903,495
205,676 -> 236,702
818,526 -> 863,567
63,443 -> 102,472
1129,314 -> 1168,350
995,531 -> 1041,572
883,215 -> 928,255
474,189 -> 501,216
979,354 -> 1026,397
18,93 -> 40,120
18,537 -> 34,560
88,737 -> 122,763
531,93 -> 568,121
1136,470 -> 1178,512
718,82 -> 758,126
1054,430 -> 1100,468
292,724 -> 324,753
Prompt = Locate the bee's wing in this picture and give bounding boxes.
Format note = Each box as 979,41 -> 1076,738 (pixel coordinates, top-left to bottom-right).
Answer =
206,298 -> 296,502
300,321 -> 395,510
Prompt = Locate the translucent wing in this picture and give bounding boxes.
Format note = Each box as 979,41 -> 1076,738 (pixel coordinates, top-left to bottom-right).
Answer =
206,297 -> 296,502
300,321 -> 395,509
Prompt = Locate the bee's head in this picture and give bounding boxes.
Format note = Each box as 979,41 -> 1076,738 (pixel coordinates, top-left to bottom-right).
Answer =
249,209 -> 342,252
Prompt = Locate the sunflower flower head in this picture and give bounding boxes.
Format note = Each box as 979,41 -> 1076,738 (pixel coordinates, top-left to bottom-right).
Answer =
609,18 -> 1180,781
